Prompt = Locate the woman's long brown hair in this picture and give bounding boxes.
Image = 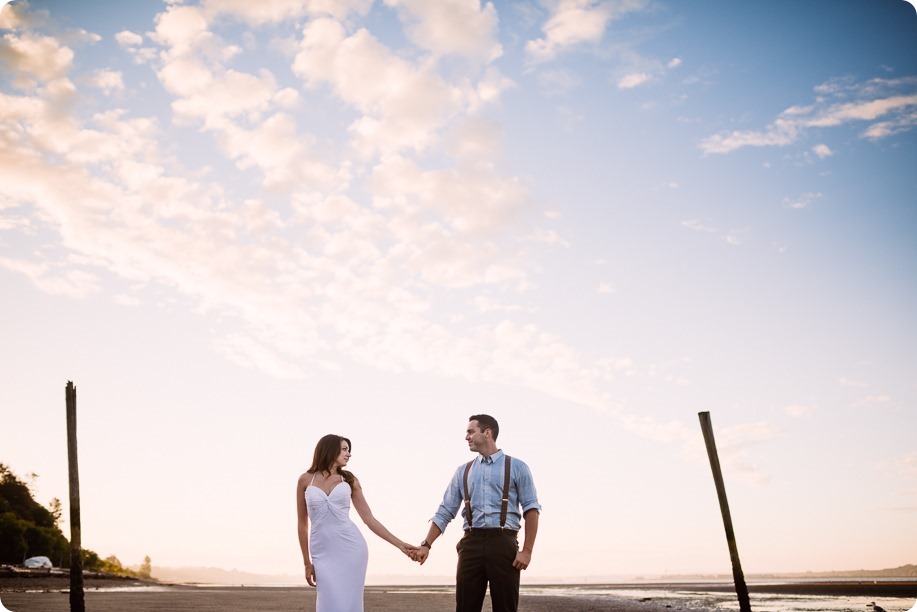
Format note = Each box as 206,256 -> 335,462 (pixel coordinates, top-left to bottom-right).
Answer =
308,434 -> 355,487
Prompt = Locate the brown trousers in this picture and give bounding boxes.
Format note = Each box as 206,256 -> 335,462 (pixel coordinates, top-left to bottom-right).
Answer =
455,529 -> 520,612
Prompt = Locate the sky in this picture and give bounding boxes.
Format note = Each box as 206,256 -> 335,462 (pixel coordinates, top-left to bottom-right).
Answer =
1,0 -> 915,584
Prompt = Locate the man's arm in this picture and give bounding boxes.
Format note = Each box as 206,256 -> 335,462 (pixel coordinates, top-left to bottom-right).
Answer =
413,523 -> 442,565
415,466 -> 463,564
512,508 -> 539,570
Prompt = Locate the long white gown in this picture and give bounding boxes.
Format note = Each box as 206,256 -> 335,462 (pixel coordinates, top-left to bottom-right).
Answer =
305,475 -> 369,612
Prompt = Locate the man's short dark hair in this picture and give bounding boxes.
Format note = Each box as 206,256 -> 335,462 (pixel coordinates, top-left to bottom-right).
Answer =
469,414 -> 499,441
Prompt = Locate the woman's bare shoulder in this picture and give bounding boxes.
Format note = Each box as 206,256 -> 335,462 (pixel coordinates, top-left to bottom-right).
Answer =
297,471 -> 313,486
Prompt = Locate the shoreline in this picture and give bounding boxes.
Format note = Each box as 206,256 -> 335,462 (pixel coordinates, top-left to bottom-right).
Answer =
2,572 -> 915,612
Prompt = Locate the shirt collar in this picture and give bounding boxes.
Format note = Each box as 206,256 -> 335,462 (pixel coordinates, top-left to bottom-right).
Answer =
479,449 -> 504,465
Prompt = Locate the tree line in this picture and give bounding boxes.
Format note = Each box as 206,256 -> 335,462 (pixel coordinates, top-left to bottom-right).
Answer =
0,463 -> 151,578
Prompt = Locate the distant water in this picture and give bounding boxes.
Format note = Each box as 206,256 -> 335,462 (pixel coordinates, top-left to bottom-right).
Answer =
516,584 -> 917,612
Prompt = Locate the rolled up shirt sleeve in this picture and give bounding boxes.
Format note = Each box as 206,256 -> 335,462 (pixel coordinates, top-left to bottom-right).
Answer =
514,459 -> 542,515
431,465 -> 464,533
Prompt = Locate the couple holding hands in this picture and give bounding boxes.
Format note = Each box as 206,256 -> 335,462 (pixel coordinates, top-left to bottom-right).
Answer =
296,414 -> 541,612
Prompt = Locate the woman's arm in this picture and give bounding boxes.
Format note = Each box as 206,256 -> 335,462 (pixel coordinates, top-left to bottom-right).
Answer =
296,473 -> 316,586
350,477 -> 417,557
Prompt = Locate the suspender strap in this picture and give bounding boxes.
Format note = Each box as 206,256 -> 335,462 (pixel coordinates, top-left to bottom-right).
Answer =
463,455 -> 514,530
462,460 -> 473,529
500,455 -> 512,529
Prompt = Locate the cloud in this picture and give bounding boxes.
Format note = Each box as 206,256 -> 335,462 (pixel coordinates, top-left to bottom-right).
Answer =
201,0 -> 372,24
0,256 -> 101,298
897,452 -> 917,478
783,191 -> 822,210
87,68 -> 124,94
525,0 -> 648,65
855,394 -> 894,409
812,143 -> 833,158
384,0 -> 502,64
0,31 -> 74,87
681,219 -> 715,233
115,30 -> 143,46
784,403 -> 815,417
0,0 -> 739,474
294,19 -> 474,156
701,77 -> 917,154
618,71 -> 650,89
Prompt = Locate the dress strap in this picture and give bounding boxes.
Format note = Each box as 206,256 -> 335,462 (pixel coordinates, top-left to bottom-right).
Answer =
309,472 -> 316,486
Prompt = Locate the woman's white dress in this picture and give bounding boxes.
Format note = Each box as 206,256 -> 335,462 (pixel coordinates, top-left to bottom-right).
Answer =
305,475 -> 369,612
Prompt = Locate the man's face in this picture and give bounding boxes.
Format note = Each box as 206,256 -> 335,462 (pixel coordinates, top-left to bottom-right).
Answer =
466,420 -> 488,452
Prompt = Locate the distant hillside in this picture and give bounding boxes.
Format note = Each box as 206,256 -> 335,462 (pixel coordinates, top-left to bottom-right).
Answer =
664,565 -> 917,580
764,564 -> 917,579
152,566 -> 302,586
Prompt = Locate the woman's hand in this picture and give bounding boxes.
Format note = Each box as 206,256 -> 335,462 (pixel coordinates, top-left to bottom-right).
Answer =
398,542 -> 420,561
304,562 -> 316,586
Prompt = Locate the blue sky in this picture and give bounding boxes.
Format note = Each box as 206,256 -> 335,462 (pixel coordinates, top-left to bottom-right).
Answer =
1,0 -> 915,582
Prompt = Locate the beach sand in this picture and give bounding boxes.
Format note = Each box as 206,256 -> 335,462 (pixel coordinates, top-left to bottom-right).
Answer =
3,575 -> 915,612
0,585 -> 711,612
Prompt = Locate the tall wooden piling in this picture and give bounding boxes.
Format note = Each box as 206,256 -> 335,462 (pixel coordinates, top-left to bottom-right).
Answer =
66,381 -> 85,612
698,411 -> 752,612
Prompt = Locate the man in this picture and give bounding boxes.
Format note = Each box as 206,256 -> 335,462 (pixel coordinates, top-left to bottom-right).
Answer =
415,414 -> 541,612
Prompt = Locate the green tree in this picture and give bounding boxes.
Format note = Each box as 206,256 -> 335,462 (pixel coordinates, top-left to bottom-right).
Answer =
0,464 -> 68,564
139,555 -> 152,579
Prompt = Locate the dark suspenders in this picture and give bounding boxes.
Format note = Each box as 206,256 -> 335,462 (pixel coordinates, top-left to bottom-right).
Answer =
462,454 -> 512,529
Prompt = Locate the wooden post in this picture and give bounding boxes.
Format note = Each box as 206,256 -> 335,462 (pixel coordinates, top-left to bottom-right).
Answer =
66,381 -> 85,612
698,411 -> 752,612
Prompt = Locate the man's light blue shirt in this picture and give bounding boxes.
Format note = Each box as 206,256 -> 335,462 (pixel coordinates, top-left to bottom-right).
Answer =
431,450 -> 541,533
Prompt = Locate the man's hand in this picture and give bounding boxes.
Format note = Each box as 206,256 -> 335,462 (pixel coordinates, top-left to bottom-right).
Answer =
414,546 -> 430,565
512,550 -> 531,571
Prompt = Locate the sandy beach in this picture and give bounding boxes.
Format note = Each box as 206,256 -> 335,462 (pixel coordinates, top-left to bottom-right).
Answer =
3,574 -> 916,612
0,584 -> 709,612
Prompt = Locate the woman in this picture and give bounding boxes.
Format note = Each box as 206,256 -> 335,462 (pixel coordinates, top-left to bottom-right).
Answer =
296,434 -> 416,611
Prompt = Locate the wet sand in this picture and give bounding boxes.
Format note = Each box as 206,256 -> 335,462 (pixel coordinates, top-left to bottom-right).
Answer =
0,585 -> 711,612
2,576 -> 914,612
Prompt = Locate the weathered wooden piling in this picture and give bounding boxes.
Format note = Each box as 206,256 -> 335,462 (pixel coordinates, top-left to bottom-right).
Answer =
698,411 -> 752,612
66,381 -> 84,612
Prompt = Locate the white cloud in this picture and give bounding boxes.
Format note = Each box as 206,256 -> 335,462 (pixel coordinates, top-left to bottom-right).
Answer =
384,0 -> 502,63
294,20 -> 470,156
855,394 -> 894,409
0,31 -> 74,87
681,219 -> 715,233
597,282 -> 615,294
784,403 -> 815,417
202,0 -> 372,24
897,452 -> 917,478
618,71 -> 650,89
525,0 -> 649,65
783,191 -> 822,210
473,296 -> 523,314
0,256 -> 101,298
0,0 -> 742,471
701,77 -> 917,154
87,69 -> 124,94
812,143 -> 833,158
525,0 -> 611,64
115,30 -> 143,47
